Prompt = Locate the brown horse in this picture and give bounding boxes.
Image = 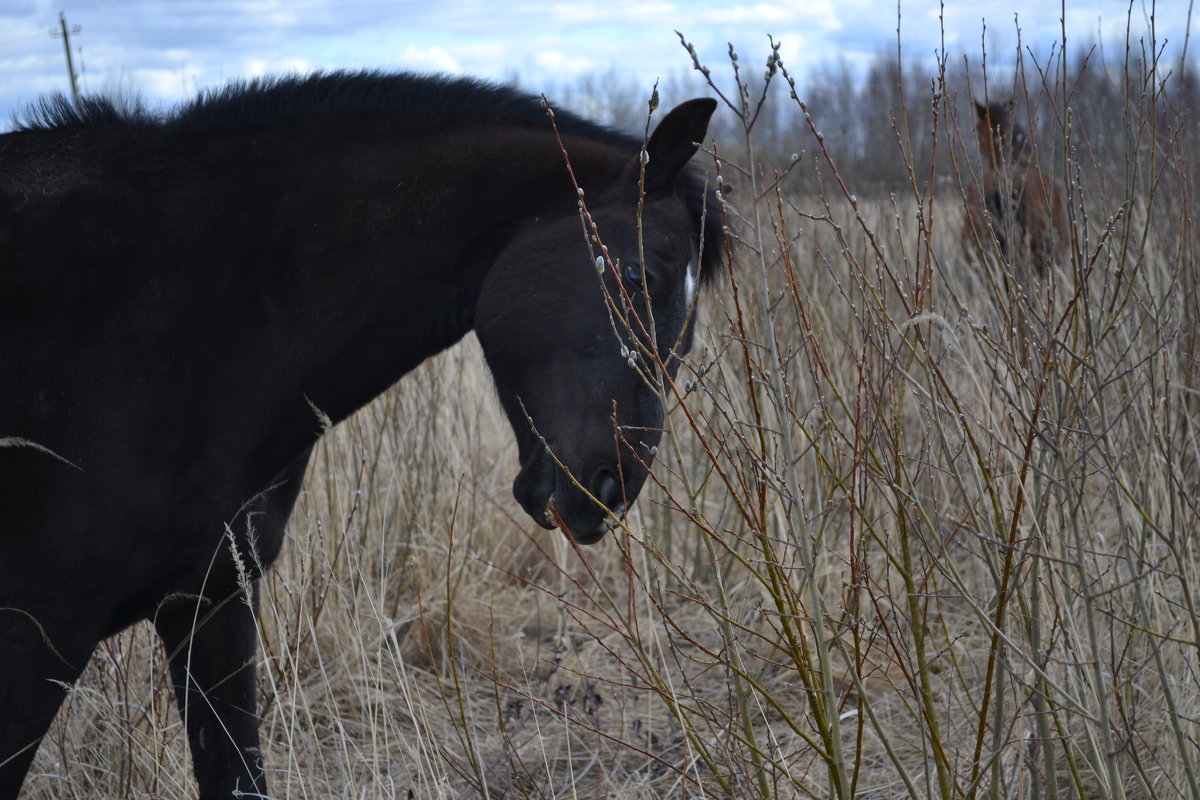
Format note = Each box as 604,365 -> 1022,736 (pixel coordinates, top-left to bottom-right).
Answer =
961,99 -> 1069,279
961,99 -> 1069,366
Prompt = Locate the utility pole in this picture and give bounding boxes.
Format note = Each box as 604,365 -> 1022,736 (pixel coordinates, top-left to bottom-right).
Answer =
50,12 -> 81,104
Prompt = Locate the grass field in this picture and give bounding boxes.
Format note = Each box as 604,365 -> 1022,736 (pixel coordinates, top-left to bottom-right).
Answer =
21,32 -> 1200,800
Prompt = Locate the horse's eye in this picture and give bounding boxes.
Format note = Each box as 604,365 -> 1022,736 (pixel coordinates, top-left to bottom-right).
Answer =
623,262 -> 644,288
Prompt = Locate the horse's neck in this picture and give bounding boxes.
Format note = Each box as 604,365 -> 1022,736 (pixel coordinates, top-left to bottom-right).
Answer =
217,123 -> 583,488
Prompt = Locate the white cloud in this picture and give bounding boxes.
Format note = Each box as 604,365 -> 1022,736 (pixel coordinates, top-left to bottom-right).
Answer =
541,1 -> 680,25
698,3 -> 804,25
392,45 -> 463,75
242,57 -> 314,77
533,50 -> 601,76
0,0 -> 1194,127
132,68 -> 199,100
772,33 -> 811,72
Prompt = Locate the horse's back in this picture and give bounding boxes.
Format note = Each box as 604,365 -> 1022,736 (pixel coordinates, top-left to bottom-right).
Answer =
960,165 -> 1069,274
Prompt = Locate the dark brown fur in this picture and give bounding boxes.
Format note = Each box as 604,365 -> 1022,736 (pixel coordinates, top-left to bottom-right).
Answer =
961,100 -> 1069,276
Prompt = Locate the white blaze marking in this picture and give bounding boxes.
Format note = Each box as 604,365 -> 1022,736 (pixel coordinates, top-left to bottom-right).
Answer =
684,257 -> 698,304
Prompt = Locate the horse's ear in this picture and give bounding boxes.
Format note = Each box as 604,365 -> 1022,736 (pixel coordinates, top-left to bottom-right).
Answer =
973,100 -> 988,119
643,98 -> 717,192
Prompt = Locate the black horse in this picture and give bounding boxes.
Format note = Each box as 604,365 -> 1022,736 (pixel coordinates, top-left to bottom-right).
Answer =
0,72 -> 721,799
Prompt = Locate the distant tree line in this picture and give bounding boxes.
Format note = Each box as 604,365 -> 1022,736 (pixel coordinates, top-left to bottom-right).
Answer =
546,42 -> 1200,198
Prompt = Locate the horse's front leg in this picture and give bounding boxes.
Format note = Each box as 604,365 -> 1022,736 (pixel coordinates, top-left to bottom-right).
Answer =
154,447 -> 312,798
155,586 -> 266,800
0,611 -> 98,800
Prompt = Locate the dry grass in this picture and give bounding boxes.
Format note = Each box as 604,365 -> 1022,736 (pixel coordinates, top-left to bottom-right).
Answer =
21,28 -> 1200,800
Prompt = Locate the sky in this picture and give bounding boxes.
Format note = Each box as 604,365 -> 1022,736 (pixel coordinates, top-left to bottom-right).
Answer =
0,1 -> 1194,129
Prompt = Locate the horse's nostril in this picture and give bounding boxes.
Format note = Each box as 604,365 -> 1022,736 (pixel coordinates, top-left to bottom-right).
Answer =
593,469 -> 623,512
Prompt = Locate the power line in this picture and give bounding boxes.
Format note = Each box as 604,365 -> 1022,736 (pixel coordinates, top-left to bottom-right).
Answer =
49,12 -> 81,104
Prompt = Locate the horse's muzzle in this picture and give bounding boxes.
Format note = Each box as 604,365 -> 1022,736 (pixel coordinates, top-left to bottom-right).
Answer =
512,446 -> 628,544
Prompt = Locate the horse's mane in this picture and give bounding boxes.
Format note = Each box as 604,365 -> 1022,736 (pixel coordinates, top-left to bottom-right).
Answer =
17,93 -> 143,131
16,71 -> 635,145
16,70 -> 726,284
